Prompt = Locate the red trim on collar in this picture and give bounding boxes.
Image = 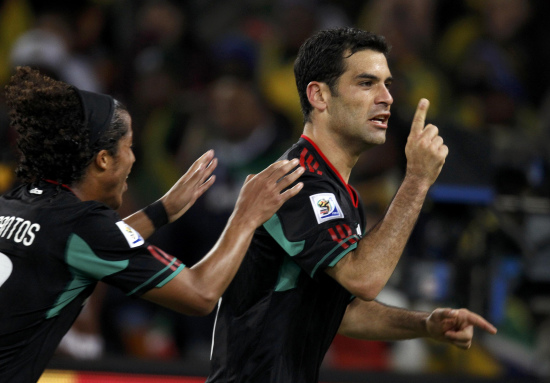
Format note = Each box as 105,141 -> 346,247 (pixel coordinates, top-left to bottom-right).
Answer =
300,134 -> 359,208
43,179 -> 76,195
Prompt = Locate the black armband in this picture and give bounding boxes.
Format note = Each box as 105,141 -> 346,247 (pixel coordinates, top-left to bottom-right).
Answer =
143,200 -> 169,229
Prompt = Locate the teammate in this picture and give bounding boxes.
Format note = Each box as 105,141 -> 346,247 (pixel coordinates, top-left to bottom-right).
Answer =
207,27 -> 497,382
0,66 -> 304,382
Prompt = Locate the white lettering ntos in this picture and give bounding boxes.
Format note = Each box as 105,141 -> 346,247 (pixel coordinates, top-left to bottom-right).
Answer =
0,216 -> 41,246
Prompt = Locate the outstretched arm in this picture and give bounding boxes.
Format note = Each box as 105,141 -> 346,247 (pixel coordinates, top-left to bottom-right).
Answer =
124,150 -> 218,239
338,299 -> 497,349
326,99 -> 448,301
141,159 -> 304,316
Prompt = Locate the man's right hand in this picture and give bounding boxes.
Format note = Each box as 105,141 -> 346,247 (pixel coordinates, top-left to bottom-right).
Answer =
142,159 -> 304,316
404,98 -> 448,189
233,159 -> 304,228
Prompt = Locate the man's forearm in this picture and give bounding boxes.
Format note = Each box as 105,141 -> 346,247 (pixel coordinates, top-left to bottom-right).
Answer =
185,211 -> 257,303
328,176 -> 430,300
140,211 -> 258,316
338,299 -> 430,341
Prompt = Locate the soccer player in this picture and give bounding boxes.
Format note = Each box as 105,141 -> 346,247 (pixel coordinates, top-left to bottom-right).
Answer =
207,28 -> 497,382
0,66 -> 304,382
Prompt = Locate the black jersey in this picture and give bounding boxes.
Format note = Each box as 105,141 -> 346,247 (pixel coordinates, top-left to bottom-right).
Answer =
0,181 -> 185,382
207,136 -> 366,383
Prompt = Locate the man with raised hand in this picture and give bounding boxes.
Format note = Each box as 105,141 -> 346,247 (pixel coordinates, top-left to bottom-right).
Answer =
207,27 -> 496,383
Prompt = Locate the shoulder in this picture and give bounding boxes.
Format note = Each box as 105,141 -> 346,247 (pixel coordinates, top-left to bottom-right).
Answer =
69,202 -> 137,244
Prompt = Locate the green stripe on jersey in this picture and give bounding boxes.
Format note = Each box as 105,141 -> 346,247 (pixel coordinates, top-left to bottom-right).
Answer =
156,264 -> 185,288
46,234 -> 129,318
126,260 -> 184,296
66,234 -> 129,279
263,214 -> 305,292
310,235 -> 359,277
263,214 -> 305,256
274,256 -> 301,292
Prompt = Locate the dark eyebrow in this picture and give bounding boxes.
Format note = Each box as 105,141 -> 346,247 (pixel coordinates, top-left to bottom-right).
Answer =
355,73 -> 393,83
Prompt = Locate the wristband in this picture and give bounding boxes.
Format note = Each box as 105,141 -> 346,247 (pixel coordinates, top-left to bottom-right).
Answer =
143,200 -> 169,229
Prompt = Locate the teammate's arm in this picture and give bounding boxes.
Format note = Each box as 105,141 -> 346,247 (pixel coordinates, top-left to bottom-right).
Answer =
338,299 -> 497,349
141,160 -> 304,316
124,150 -> 218,239
325,99 -> 448,301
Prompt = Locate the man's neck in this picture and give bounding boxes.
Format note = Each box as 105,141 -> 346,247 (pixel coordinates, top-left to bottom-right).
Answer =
70,171 -> 107,206
70,178 -> 95,203
302,122 -> 359,183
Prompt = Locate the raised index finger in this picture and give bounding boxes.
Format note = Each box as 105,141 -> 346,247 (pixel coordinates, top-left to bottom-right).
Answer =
411,98 -> 430,134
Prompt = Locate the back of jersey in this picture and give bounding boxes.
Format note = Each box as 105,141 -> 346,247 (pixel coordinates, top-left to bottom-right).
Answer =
0,182 -> 94,382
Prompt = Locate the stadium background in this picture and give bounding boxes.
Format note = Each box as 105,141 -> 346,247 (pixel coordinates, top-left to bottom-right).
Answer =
1,0 -> 550,381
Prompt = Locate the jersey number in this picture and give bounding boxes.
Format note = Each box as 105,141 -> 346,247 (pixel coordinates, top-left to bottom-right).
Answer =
0,252 -> 13,288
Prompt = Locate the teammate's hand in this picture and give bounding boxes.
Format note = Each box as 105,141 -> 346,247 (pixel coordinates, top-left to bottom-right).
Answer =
426,308 -> 497,349
160,150 -> 218,223
404,98 -> 448,188
233,159 -> 304,228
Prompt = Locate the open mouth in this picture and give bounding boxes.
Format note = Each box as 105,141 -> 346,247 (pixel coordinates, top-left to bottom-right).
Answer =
368,113 -> 390,127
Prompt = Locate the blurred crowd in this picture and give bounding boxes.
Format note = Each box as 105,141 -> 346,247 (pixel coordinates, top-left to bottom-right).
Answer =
1,0 -> 550,379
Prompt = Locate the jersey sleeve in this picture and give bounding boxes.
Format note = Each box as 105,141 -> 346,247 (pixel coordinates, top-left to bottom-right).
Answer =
68,206 -> 185,296
263,175 -> 362,279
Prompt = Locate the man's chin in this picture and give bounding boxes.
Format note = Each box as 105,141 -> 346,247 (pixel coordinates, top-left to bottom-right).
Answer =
364,135 -> 386,147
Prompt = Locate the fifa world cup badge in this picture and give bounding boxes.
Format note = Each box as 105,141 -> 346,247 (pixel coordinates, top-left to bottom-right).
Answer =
309,193 -> 344,224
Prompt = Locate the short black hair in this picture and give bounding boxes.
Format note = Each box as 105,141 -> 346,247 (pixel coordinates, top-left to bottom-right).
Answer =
5,66 -> 128,185
294,27 -> 390,123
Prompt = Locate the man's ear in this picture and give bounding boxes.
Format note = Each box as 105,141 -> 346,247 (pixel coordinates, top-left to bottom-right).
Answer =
94,149 -> 111,171
306,81 -> 329,113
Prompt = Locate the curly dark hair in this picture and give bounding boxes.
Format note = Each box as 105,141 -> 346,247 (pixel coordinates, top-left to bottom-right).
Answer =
5,66 -> 128,185
294,27 -> 390,123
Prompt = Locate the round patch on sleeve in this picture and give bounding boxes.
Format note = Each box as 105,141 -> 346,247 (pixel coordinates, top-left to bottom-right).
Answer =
309,193 -> 344,224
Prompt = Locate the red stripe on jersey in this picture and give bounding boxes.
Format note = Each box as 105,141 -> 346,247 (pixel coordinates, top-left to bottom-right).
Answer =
328,228 -> 339,243
148,245 -> 169,265
300,147 -> 322,174
343,224 -> 352,236
300,148 -> 308,169
313,162 -> 322,175
306,154 -> 315,173
301,134 -> 359,208
328,227 -> 349,249
336,225 -> 346,239
148,245 -> 180,271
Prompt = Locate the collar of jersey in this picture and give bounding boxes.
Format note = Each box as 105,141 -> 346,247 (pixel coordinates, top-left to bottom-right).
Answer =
42,179 -> 77,195
300,134 -> 359,208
